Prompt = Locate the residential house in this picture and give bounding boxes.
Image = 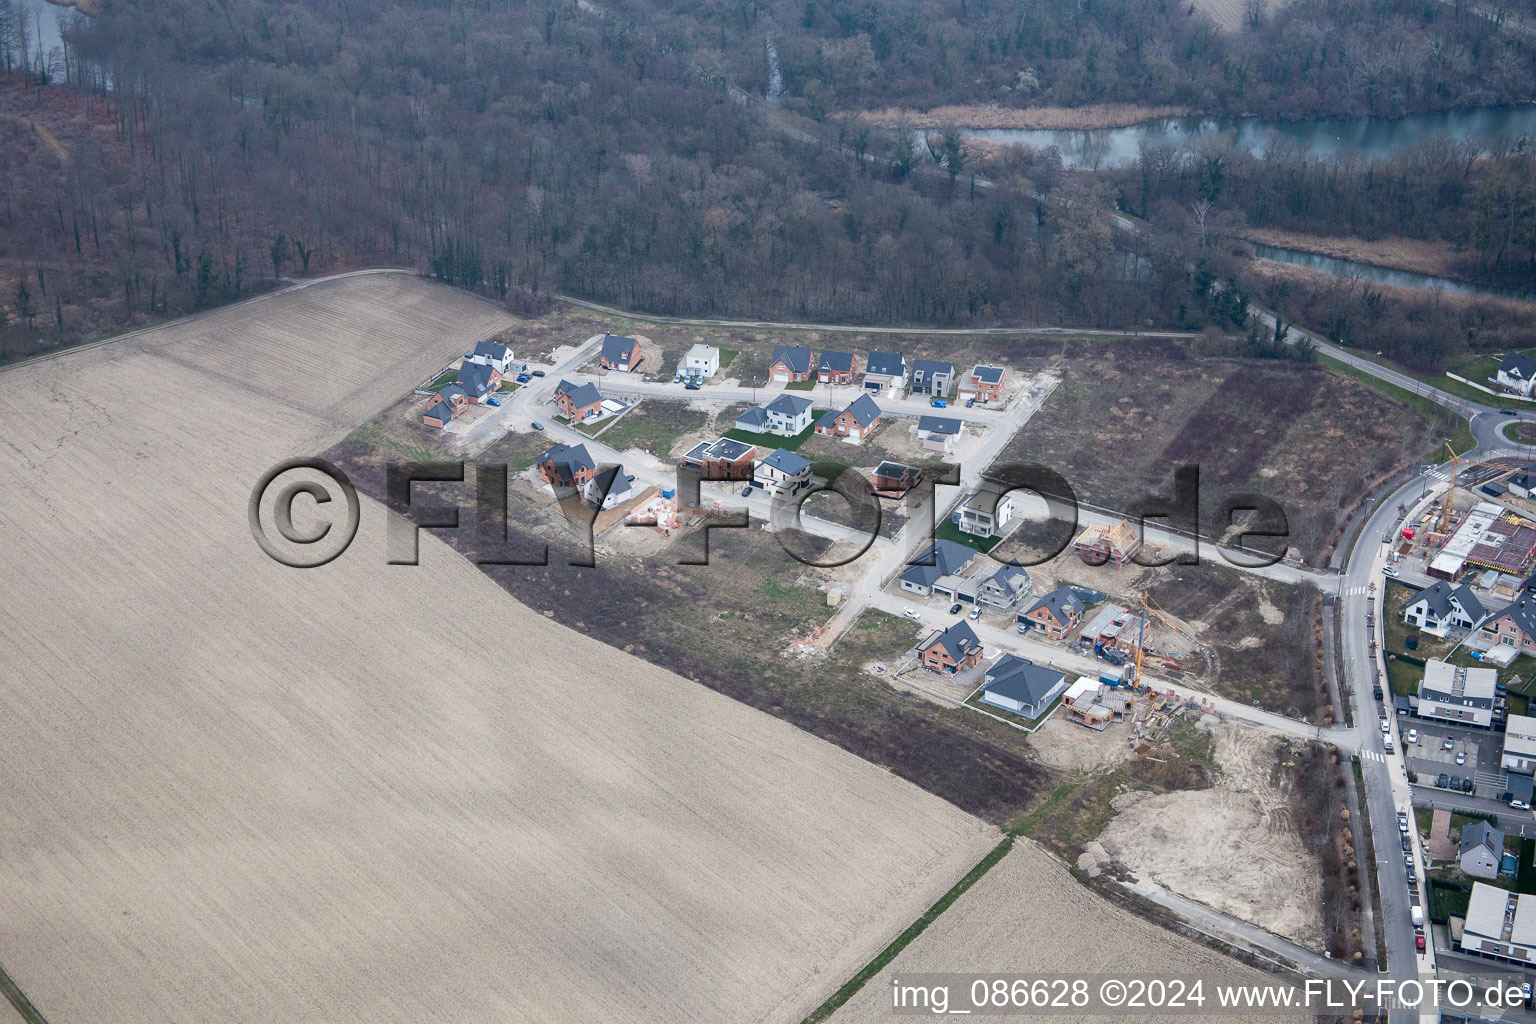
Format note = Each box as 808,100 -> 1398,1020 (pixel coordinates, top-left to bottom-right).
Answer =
873,460 -> 922,497
1404,580 -> 1488,637
679,437 -> 757,481
953,485 -> 1016,539
554,379 -> 605,423
422,391 -> 465,428
978,655 -> 1067,719
682,343 -> 720,378
910,359 -> 955,398
585,465 -> 638,510
1062,679 -> 1133,731
956,364 -> 1005,404
599,334 -> 642,372
899,539 -> 976,595
536,442 -> 597,489
817,350 -> 856,384
736,394 -> 814,436
1073,519 -> 1143,568
1417,658 -> 1497,729
768,344 -> 814,383
1477,596 -> 1536,662
1503,714 -> 1536,775
1021,587 -> 1087,639
456,361 -> 502,403
1510,473 -> 1536,500
863,351 -> 906,394
974,564 -> 1033,614
814,394 -> 881,441
1498,352 -> 1536,397
1460,821 -> 1506,880
754,448 -> 812,497
1461,883 -> 1536,964
916,415 -> 963,454
916,621 -> 984,674
464,340 -> 515,376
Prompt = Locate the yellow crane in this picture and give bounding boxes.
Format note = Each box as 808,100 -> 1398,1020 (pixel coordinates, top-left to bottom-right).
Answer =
1436,443 -> 1516,535
1130,591 -> 1213,692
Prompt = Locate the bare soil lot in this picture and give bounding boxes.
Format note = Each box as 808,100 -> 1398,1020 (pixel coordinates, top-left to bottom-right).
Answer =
1000,340 -> 1433,566
828,839 -> 1290,1024
1096,723 -> 1324,948
0,273 -> 1000,1024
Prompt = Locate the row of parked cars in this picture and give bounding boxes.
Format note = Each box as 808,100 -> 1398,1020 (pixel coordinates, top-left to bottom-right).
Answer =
1434,772 -> 1477,793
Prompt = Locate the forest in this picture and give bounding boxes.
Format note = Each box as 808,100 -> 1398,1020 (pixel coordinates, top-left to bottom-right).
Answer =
0,0 -> 1532,370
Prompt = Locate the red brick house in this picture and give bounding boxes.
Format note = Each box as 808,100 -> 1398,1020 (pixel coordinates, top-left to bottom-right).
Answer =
1020,587 -> 1087,639
817,350 -> 856,385
536,442 -> 598,489
768,344 -> 814,383
813,394 -> 881,441
873,460 -> 922,497
554,379 -> 605,423
956,364 -> 1005,404
599,334 -> 642,371
422,384 -> 472,428
456,362 -> 502,404
917,621 -> 984,674
679,437 -> 758,481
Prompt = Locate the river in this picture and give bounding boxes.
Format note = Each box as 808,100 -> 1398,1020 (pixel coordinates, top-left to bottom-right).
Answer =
10,0 -> 83,71
960,105 -> 1536,169
1250,243 -> 1536,303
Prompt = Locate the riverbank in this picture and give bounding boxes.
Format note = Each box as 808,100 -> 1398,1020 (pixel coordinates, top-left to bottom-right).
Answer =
851,103 -> 1193,131
1236,228 -> 1459,279
44,0 -> 101,15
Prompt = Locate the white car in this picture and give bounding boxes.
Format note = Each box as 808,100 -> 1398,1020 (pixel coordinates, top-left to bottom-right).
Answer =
1381,718 -> 1391,733
903,608 -> 921,621
968,607 -> 981,621
1382,566 -> 1400,578
1456,751 -> 1467,765
1407,729 -> 1418,744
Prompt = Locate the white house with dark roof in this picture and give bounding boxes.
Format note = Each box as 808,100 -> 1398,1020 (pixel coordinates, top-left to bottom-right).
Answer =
1460,822 -> 1506,880
863,351 -> 906,394
754,448 -> 812,496
738,394 -> 814,436
1498,352 -> 1536,397
585,465 -> 639,510
979,655 -> 1068,719
953,484 -> 1016,539
916,414 -> 963,453
974,564 -> 1033,613
899,539 -> 975,595
464,340 -> 515,375
1418,658 -> 1497,728
910,359 -> 955,398
1404,580 -> 1488,637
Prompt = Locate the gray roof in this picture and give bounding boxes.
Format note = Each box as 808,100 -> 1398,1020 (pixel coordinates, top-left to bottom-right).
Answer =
971,364 -> 1005,384
1509,774 -> 1535,800
601,334 -> 639,361
900,539 -> 975,588
735,407 -> 768,430
706,438 -> 754,461
983,654 -> 1066,707
1503,352 -> 1536,380
865,351 -> 905,376
815,408 -> 841,429
983,564 -> 1032,598
437,383 -> 469,404
588,464 -> 634,499
1495,595 -> 1536,639
760,448 -> 811,475
556,378 -> 602,408
771,345 -> 814,373
920,620 -> 982,661
765,394 -> 814,417
424,400 -> 454,424
912,358 -> 953,376
1027,586 -> 1086,624
1410,580 -> 1488,623
1513,473 -> 1536,490
536,442 -> 595,481
818,350 -> 855,373
457,361 -> 499,397
846,394 -> 881,426
874,460 -> 919,480
1461,821 -> 1504,858
471,340 -> 512,360
918,415 -> 962,435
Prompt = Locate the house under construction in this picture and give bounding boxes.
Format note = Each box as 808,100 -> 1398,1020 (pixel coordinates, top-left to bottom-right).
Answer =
1073,518 -> 1142,568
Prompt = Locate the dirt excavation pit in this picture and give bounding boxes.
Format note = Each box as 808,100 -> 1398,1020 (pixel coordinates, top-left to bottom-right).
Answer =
1027,715 -> 1135,771
1094,722 -> 1323,948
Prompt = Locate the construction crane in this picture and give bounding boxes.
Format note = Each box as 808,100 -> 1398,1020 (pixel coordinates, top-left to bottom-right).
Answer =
1131,590 -> 1214,693
1436,442 -> 1517,534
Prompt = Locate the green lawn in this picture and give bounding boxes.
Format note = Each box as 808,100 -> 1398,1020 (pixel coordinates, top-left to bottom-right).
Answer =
933,517 -> 1004,553
784,379 -> 818,391
1428,880 -> 1472,923
1320,354 -> 1474,462
1503,420 -> 1536,445
424,367 -> 460,392
724,415 -> 824,451
716,347 -> 740,374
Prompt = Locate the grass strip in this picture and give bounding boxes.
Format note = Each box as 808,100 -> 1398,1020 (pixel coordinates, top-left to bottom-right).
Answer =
1319,354 -> 1474,460
0,960 -> 50,1024
799,834 -> 1015,1024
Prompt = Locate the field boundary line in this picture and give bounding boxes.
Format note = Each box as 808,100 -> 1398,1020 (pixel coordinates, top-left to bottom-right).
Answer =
0,960 -> 50,1024
799,834 -> 1014,1024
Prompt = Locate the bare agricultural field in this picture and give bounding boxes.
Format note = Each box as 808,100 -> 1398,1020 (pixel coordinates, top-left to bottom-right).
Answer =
827,839 -> 1291,1024
1000,341 -> 1432,566
0,273 -> 1001,1024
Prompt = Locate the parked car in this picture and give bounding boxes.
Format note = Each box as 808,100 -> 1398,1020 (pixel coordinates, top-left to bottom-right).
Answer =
930,398 -> 947,408
1407,869 -> 1417,885
531,421 -> 544,430
485,397 -> 500,407
741,485 -> 753,497
1450,775 -> 1462,790
1456,751 -> 1467,765
968,607 -> 982,620
1438,772 -> 1450,788
685,382 -> 702,390
903,609 -> 921,620
516,373 -> 531,383
1416,933 -> 1426,952
1398,814 -> 1409,833
1383,566 -> 1400,578
1381,718 -> 1391,733
1401,835 -> 1412,852
965,398 -> 975,408
1443,737 -> 1454,751
530,369 -> 545,377
1017,624 -> 1031,635
948,603 -> 962,615
1407,729 -> 1418,744
1463,777 -> 1475,793
1373,685 -> 1384,700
